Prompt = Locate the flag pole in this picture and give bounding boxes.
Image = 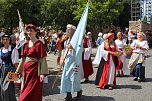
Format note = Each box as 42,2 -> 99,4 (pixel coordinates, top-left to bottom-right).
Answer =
52,1 -> 89,89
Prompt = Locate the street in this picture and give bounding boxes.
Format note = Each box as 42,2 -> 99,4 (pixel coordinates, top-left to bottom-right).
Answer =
42,48 -> 152,101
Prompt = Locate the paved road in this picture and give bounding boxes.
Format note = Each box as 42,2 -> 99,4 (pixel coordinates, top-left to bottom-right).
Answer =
42,49 -> 152,101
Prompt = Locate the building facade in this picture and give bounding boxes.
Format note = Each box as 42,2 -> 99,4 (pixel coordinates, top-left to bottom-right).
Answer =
131,0 -> 152,23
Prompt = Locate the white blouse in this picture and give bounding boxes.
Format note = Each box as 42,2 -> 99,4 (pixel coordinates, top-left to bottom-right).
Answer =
0,45 -> 19,64
131,39 -> 149,54
115,39 -> 126,49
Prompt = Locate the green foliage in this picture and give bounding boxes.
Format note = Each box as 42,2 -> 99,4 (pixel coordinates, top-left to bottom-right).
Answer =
0,0 -> 125,33
73,0 -> 124,31
150,16 -> 152,25
143,16 -> 147,23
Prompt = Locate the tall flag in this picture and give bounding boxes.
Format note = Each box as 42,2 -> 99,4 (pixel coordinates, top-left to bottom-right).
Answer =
16,9 -> 26,49
70,2 -> 89,64
66,2 -> 89,76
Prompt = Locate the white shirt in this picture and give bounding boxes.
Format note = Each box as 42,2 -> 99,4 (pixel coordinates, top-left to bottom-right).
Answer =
0,45 -> 20,64
115,39 -> 126,49
131,39 -> 149,54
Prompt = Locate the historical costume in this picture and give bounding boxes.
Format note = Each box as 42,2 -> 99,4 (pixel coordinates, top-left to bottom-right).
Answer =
82,35 -> 93,82
93,33 -> 122,90
60,24 -> 83,101
115,32 -> 127,76
16,24 -> 49,101
0,35 -> 19,101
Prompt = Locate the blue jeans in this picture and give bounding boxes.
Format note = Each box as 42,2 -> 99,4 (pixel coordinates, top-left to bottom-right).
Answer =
135,63 -> 145,79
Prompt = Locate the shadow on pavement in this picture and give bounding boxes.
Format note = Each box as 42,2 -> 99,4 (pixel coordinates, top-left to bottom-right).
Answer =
43,75 -> 61,96
81,80 -> 95,84
75,95 -> 115,101
145,55 -> 152,58
145,78 -> 152,82
116,85 -> 142,89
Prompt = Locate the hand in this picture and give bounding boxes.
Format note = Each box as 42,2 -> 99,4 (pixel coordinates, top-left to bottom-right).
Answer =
66,44 -> 73,49
60,59 -> 64,65
40,75 -> 45,82
15,71 -> 21,77
135,44 -> 140,49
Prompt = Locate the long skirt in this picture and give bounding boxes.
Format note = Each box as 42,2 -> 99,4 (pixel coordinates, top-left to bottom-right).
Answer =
18,62 -> 43,101
94,58 -> 105,85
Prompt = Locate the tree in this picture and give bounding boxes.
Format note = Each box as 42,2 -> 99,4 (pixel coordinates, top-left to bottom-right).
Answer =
150,16 -> 152,25
73,0 -> 124,35
39,0 -> 77,30
143,16 -> 147,23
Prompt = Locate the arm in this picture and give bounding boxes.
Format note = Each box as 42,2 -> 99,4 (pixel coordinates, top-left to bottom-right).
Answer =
60,50 -> 65,65
11,48 -> 20,68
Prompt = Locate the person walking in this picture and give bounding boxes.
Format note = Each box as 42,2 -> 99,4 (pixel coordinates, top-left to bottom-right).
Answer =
82,34 -> 93,83
0,34 -> 19,101
115,32 -> 127,76
60,24 -> 83,101
16,24 -> 49,101
93,33 -> 122,90
128,32 -> 149,82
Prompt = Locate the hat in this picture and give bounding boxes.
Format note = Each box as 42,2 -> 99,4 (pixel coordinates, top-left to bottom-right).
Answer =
98,32 -> 103,36
87,32 -> 91,35
26,24 -> 37,31
104,33 -> 114,39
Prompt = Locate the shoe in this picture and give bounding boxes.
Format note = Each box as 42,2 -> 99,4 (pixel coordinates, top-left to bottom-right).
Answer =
133,78 -> 138,81
108,86 -> 113,90
120,71 -> 124,77
116,74 -> 121,77
73,90 -> 82,100
138,78 -> 145,82
83,79 -> 89,83
64,97 -> 73,101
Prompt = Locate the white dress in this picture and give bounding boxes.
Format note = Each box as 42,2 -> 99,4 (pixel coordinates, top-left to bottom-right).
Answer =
115,39 -> 127,71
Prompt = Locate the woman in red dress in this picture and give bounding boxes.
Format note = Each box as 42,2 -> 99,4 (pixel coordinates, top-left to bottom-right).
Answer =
93,33 -> 122,90
16,24 -> 49,101
82,35 -> 93,82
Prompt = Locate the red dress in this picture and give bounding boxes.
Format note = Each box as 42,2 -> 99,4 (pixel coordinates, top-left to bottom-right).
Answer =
116,48 -> 123,70
82,37 -> 93,79
18,40 -> 47,101
98,43 -> 117,89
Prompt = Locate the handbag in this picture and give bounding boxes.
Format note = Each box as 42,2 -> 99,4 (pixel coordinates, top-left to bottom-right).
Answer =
6,72 -> 18,81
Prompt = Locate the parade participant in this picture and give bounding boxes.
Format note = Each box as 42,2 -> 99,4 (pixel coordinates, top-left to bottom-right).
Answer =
115,32 -> 127,76
128,32 -> 149,82
56,33 -> 63,65
96,32 -> 104,46
93,33 -> 122,90
87,32 -> 93,47
82,34 -> 93,83
0,34 -> 19,101
16,24 -> 49,101
60,24 -> 83,101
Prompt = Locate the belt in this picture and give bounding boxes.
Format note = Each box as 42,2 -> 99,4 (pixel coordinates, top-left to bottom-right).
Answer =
25,57 -> 38,62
